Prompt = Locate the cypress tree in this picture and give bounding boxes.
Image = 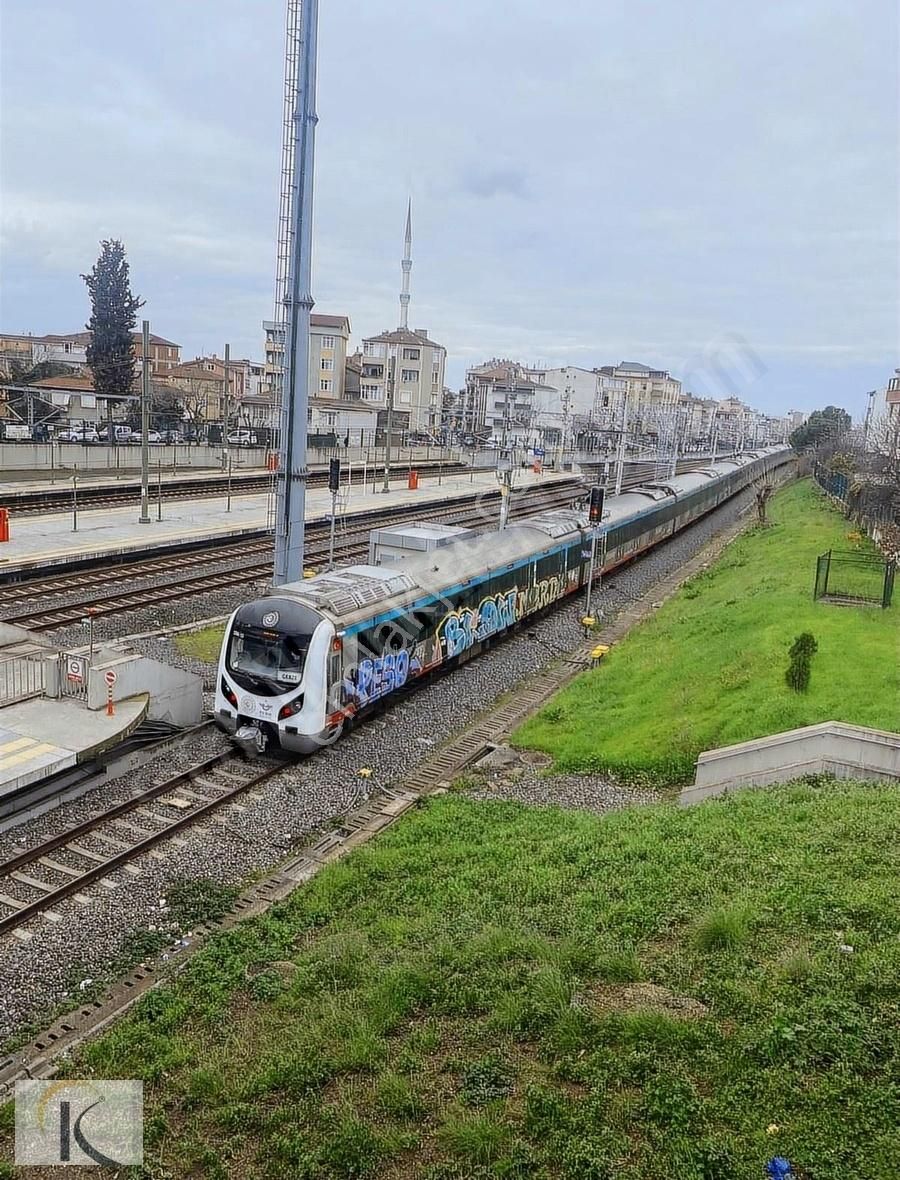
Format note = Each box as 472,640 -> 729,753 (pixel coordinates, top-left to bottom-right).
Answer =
81,240 -> 144,445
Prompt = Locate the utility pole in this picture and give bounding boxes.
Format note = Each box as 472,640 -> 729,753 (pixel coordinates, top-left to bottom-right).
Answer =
381,354 -> 395,492
498,379 -> 514,529
613,391 -> 629,496
139,320 -> 151,523
221,342 -> 230,471
273,0 -> 318,585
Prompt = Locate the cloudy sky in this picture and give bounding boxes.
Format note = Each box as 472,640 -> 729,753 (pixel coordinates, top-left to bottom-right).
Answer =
1,0 -> 897,418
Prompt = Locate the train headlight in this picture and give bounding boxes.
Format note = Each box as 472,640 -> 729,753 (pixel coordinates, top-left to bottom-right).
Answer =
279,695 -> 304,720
220,677 -> 238,708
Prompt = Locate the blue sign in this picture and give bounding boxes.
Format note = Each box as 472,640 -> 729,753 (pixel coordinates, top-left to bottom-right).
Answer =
533,447 -> 545,458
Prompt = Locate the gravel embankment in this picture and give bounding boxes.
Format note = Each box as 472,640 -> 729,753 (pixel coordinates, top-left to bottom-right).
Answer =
0,487 -> 758,1046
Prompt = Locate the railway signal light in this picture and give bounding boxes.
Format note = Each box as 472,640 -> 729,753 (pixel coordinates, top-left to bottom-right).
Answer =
589,486 -> 605,524
328,458 -> 341,493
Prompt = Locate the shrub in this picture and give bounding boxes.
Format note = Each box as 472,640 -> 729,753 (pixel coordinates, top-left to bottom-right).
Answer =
459,1055 -> 515,1106
785,631 -> 818,693
694,905 -> 752,952
165,878 -> 239,928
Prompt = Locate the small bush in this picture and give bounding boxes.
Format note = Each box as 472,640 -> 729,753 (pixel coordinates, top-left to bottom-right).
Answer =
785,631 -> 818,693
438,1111 -> 510,1165
375,1072 -> 423,1119
459,1054 -> 515,1106
165,878 -> 238,928
318,1115 -> 384,1178
694,905 -> 751,952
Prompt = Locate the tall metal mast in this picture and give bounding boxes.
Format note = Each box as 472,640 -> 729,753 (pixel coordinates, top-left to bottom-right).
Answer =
273,0 -> 318,585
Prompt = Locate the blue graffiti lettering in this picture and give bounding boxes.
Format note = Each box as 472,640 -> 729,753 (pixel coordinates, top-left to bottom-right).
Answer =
351,648 -> 413,706
439,590 -> 518,658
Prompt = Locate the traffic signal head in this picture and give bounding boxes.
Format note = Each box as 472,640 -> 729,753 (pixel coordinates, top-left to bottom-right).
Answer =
328,458 -> 341,493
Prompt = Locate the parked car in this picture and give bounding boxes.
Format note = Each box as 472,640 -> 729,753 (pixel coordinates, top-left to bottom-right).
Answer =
226,430 -> 256,447
98,425 -> 133,443
1,424 -> 31,441
131,430 -> 162,444
57,427 -> 100,443
160,429 -> 183,444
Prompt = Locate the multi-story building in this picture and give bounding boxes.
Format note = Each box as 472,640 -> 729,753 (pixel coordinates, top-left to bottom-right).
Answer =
864,369 -> 900,449
464,360 -> 546,444
595,361 -> 682,410
263,313 -> 351,403
161,356 -> 245,426
0,330 -> 180,378
358,328 -> 447,433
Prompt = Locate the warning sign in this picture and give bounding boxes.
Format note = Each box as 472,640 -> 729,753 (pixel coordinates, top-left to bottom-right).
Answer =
66,656 -> 86,684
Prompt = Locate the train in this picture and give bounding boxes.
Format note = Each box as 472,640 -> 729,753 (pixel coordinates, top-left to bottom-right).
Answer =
215,447 -> 792,755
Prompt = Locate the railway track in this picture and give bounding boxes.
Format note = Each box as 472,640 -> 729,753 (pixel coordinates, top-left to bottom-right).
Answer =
1,460 -> 466,517
0,752 -> 284,939
2,481 -> 585,631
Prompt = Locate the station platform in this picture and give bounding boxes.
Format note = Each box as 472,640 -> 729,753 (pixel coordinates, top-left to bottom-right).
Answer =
0,695 -> 147,802
0,467 -> 577,577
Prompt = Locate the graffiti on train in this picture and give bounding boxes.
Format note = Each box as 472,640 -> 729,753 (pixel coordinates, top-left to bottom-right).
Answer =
352,650 -> 415,705
439,590 -> 517,659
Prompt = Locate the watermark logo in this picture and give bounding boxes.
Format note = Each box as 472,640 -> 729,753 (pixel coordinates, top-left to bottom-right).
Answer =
15,1080 -> 143,1167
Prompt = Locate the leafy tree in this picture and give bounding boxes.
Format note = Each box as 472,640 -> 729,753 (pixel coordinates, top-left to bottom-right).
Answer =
81,239 -> 144,445
789,406 -> 851,451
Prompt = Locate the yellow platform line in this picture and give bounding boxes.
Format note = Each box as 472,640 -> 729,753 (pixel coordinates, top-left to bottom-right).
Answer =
0,743 -> 59,771
0,736 -> 35,756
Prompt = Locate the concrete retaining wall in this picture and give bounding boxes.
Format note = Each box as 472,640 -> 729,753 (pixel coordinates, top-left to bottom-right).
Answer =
88,654 -> 203,727
680,721 -> 900,805
0,442 -> 268,473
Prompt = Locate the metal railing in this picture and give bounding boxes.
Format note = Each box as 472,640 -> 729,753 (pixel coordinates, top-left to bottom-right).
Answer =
0,657 -> 45,706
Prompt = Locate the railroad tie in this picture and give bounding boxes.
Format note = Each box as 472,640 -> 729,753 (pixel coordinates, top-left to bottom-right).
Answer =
37,858 -> 83,879
10,871 -> 56,894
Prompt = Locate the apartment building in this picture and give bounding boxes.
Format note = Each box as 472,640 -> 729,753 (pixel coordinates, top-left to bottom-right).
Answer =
263,313 -> 351,402
595,361 -> 682,410
0,330 -> 180,378
464,360 -> 546,444
359,328 -> 447,433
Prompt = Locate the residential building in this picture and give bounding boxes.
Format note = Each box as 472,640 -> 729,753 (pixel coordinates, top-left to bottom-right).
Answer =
131,332 -> 181,373
359,328 -> 447,432
865,370 -> 900,449
308,397 -> 378,443
464,360 -> 546,444
263,313 -> 351,403
0,330 -> 180,378
160,356 -> 244,426
595,361 -> 682,410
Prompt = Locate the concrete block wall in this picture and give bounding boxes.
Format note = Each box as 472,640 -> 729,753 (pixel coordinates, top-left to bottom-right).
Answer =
88,654 -> 203,727
680,721 -> 900,805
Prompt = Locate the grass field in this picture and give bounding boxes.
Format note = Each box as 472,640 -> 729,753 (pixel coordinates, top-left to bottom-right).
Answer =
4,780 -> 897,1179
175,624 -> 226,664
515,480 -> 900,785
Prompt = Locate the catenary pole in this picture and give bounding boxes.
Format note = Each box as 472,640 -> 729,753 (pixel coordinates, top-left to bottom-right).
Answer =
273,0 -> 318,585
139,320 -> 151,523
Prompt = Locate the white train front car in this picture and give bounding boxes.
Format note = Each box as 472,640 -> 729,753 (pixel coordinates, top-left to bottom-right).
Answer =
216,595 -> 339,755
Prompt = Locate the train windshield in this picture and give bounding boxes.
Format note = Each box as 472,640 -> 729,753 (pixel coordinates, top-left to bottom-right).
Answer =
226,627 -> 311,696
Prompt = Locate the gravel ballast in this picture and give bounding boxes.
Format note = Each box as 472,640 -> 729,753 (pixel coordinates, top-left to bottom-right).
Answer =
0,486 -> 761,1046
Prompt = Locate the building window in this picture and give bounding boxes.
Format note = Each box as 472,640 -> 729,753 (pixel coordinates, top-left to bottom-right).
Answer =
401,368 -> 419,383
402,347 -> 420,360
320,378 -> 333,393
322,412 -> 336,426
321,357 -> 334,371
361,384 -> 382,401
321,335 -> 335,349
363,342 -> 385,357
